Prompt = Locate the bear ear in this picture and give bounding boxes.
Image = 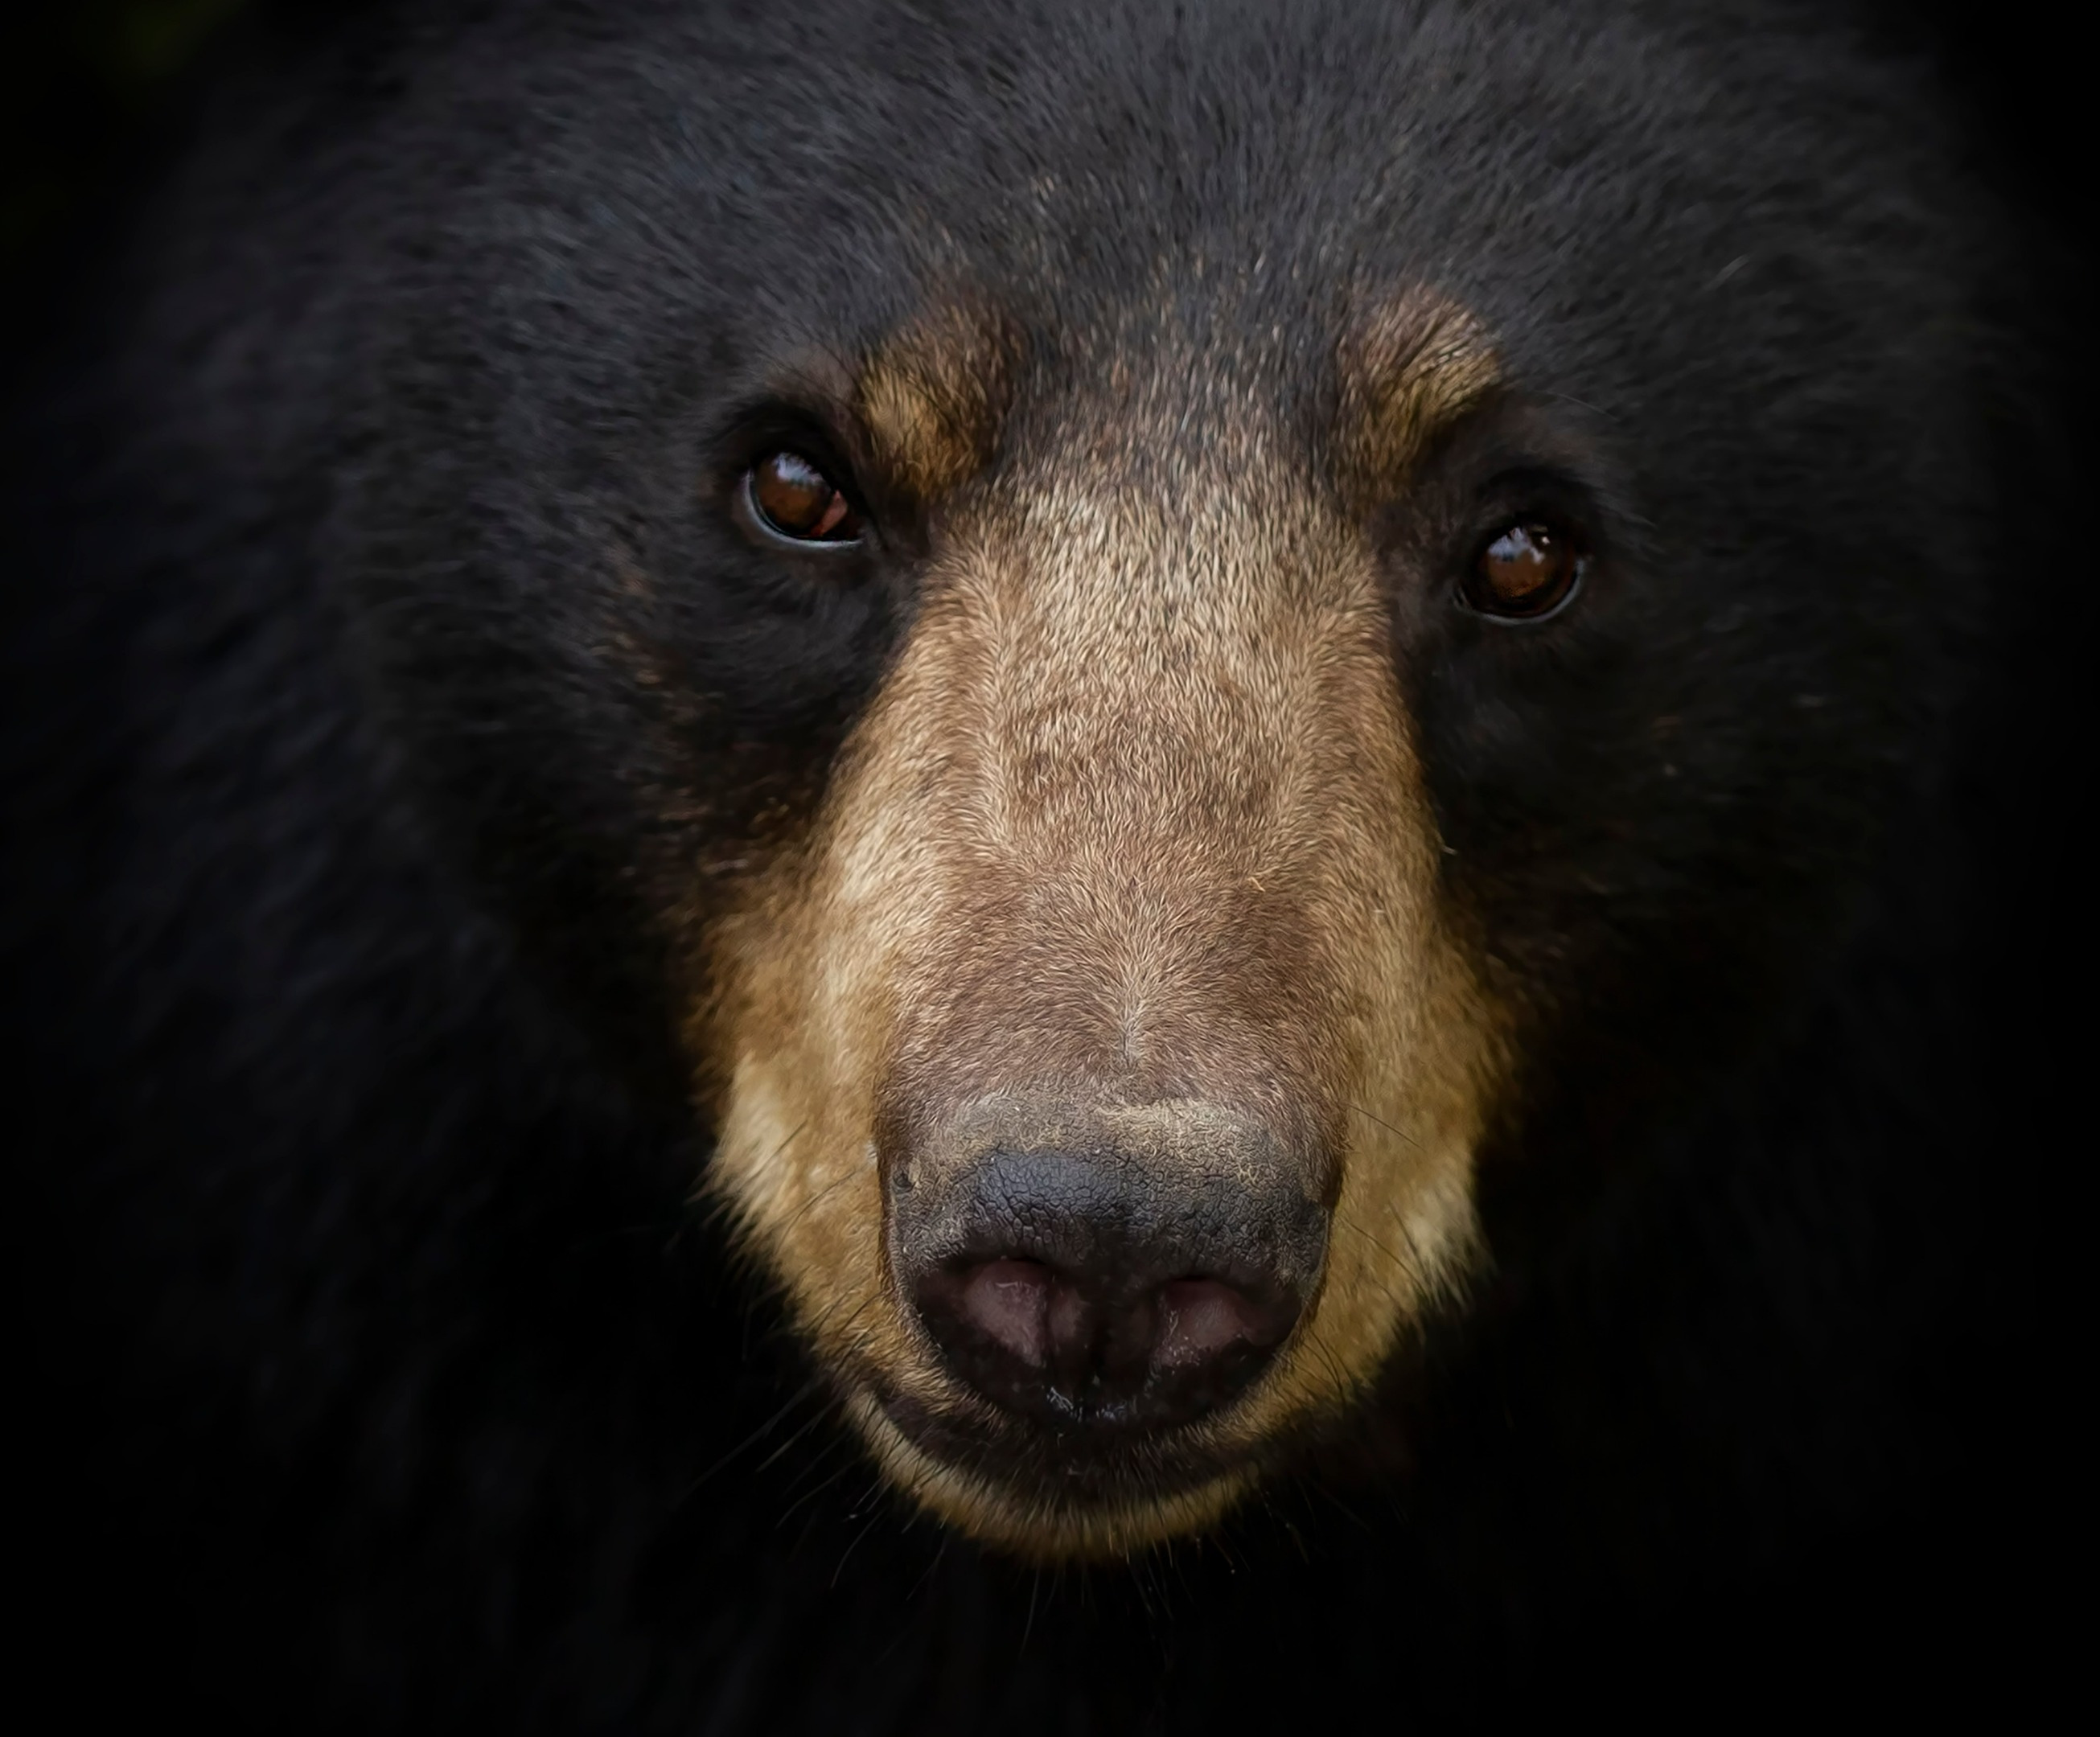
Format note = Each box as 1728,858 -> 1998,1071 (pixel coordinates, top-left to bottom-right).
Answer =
857,298 -> 1025,505
1337,288 -> 1502,503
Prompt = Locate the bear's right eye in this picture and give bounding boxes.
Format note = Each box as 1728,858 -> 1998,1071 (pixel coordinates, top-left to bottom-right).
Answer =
742,451 -> 863,545
1461,519 -> 1585,620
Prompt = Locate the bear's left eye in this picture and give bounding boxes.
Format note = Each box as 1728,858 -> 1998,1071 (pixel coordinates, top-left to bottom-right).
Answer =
1462,519 -> 1585,620
742,450 -> 863,545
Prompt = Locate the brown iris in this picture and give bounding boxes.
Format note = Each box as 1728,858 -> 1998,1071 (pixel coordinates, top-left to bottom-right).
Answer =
1464,519 -> 1584,618
745,450 -> 861,543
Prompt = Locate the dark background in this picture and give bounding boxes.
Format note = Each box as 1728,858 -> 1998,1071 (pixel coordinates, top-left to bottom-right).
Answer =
2,0 -> 249,265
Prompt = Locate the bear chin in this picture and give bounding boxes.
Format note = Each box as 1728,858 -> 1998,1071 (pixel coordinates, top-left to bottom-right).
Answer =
845,1386 -> 1266,1559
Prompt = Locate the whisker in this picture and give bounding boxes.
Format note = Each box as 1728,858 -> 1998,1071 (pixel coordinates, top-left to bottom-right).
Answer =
1346,1101 -> 1421,1150
829,1498 -> 886,1588
752,1394 -> 847,1479
1334,1205 -> 1423,1298
903,1532 -> 951,1607
1021,1564 -> 1042,1651
680,1374 -> 827,1501
771,1159 -> 865,1242
775,1442 -> 863,1526
688,1119 -> 809,1213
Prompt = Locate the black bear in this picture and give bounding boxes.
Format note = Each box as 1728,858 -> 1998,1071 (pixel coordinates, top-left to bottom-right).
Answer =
2,0 -> 2075,1727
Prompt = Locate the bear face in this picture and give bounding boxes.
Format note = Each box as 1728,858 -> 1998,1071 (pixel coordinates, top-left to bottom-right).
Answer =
322,0 -> 1990,1560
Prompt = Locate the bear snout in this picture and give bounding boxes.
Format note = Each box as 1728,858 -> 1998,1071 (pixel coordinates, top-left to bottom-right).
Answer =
889,1098 -> 1329,1437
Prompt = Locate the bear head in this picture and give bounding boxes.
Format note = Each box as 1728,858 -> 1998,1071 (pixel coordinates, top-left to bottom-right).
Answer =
343,0 -> 1987,1557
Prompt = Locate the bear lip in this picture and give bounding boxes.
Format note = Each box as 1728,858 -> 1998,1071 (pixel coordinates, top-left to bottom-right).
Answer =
862,1369 -> 1269,1511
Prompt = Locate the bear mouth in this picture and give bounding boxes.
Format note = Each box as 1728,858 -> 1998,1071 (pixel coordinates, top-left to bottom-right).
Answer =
851,1363 -> 1278,1539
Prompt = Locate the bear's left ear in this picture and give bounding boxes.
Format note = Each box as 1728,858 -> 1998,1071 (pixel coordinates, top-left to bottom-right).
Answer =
857,297 -> 1025,507
1337,288 -> 1502,507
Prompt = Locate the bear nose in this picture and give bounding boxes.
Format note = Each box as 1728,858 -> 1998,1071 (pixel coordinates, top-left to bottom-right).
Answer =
895,1131 -> 1327,1433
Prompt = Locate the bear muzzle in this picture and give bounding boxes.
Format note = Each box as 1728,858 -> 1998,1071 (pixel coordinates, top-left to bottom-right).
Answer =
697,397 -> 1508,1552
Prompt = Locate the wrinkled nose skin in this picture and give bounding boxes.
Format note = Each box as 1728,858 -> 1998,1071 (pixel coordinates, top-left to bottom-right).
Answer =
890,1099 -> 1332,1434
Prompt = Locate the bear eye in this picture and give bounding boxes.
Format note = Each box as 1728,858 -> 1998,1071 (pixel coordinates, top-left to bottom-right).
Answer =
1463,519 -> 1584,619
743,450 -> 862,544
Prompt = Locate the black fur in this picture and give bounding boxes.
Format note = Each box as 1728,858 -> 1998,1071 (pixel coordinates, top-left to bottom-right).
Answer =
3,1 -> 2077,1726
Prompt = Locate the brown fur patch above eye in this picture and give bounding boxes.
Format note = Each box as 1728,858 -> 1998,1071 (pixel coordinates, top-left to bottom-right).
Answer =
857,301 -> 1020,502
1340,290 -> 1502,498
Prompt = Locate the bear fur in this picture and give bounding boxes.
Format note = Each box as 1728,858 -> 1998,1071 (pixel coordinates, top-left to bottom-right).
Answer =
2,0 -> 2077,1727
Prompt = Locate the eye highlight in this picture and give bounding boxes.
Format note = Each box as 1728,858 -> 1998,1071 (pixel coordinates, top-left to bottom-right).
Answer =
742,450 -> 862,544
1463,519 -> 1584,619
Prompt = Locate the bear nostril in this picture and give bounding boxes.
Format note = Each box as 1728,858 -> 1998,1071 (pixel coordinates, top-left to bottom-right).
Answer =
922,1248 -> 1300,1429
959,1257 -> 1054,1366
1156,1276 -> 1272,1369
